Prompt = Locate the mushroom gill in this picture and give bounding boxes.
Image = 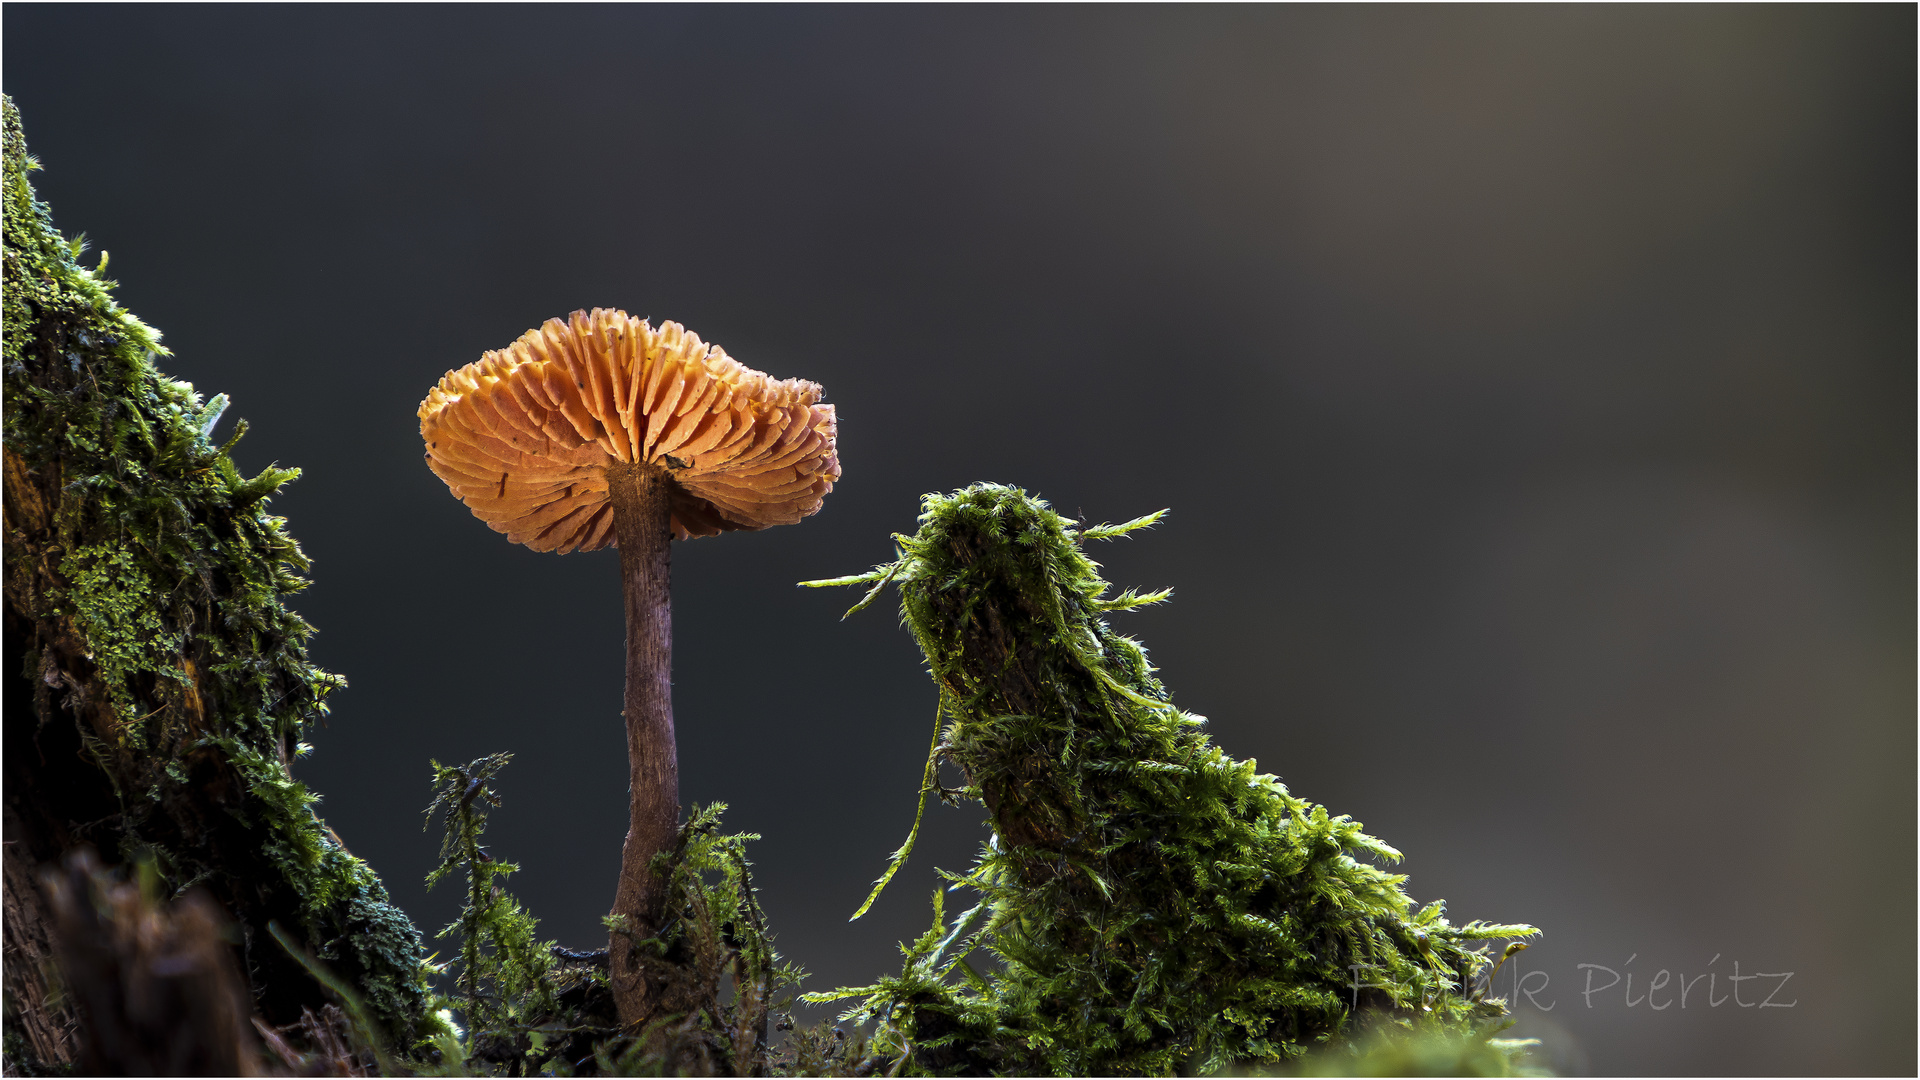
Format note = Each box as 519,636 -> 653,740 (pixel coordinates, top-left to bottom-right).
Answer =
418,308 -> 841,551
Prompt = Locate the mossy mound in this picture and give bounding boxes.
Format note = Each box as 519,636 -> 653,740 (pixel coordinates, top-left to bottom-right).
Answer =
809,484 -> 1537,1076
2,94 -> 434,1059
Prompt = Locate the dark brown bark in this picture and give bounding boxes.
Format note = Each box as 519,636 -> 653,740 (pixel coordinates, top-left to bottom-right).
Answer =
604,461 -> 680,1028
2,451 -> 82,1073
2,833 -> 77,1071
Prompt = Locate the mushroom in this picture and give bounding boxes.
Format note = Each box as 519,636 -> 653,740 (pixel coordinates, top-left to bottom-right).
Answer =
417,308 -> 839,1025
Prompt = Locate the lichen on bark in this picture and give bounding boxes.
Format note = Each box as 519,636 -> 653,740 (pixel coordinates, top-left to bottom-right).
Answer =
1,94 -> 434,1068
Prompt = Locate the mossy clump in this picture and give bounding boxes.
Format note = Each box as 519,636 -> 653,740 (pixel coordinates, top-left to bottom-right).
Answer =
422,753 -> 802,1076
807,484 -> 1537,1076
2,93 -> 434,1056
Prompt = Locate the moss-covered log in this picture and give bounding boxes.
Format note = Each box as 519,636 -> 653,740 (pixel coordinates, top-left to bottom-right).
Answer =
1,95 -> 433,1069
809,485 -> 1537,1076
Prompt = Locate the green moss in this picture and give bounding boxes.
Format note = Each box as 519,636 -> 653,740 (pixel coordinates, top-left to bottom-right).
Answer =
3,94 -> 432,1049
59,542 -> 178,738
806,484 -> 1537,1076
424,752 -> 561,1053
418,755 -> 802,1076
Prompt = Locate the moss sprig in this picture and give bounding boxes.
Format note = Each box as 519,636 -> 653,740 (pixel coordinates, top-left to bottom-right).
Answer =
423,754 -> 560,1071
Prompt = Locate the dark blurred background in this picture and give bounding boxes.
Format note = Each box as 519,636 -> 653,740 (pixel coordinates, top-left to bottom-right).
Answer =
5,6 -> 1912,1074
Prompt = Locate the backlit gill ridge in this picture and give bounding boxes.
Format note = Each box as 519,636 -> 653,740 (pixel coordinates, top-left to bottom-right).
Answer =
419,308 -> 840,550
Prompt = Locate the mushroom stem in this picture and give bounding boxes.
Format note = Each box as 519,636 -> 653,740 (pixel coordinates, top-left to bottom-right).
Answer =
605,460 -> 679,1027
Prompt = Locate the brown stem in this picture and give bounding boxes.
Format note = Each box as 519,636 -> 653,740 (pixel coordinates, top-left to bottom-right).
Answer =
605,461 -> 679,1028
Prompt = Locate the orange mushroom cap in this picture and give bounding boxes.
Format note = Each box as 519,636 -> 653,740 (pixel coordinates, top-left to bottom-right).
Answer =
419,308 -> 840,551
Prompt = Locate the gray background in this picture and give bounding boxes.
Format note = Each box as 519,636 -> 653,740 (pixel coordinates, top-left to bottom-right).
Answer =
5,6 -> 1912,1074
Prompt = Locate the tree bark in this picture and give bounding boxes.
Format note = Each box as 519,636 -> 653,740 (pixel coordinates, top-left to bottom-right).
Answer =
605,461 -> 680,1028
2,817 -> 77,1071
